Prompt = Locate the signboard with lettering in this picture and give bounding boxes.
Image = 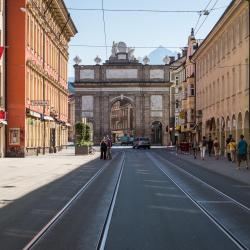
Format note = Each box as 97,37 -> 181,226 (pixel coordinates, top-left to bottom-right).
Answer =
30,100 -> 49,106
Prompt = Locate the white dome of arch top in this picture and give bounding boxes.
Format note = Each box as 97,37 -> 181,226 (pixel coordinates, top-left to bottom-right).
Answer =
118,42 -> 127,53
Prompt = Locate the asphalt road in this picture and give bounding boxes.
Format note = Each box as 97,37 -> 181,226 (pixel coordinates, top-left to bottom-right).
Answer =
0,148 -> 249,250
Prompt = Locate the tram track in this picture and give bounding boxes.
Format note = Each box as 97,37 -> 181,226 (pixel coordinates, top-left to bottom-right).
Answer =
22,152 -> 125,250
147,151 -> 250,250
97,153 -> 125,250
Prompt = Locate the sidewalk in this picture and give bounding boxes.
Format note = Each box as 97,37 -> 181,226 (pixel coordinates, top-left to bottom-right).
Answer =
0,147 -> 100,208
169,149 -> 250,185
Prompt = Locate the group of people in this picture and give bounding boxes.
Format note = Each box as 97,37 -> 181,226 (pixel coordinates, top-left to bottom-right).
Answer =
100,135 -> 112,160
192,134 -> 248,170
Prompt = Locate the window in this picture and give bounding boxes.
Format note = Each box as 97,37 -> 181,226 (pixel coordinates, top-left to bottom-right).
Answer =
232,68 -> 236,94
189,84 -> 195,96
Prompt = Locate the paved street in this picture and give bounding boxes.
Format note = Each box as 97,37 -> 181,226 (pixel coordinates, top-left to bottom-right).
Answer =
0,147 -> 250,250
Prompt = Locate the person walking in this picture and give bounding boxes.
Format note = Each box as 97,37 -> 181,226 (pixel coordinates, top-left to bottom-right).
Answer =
200,136 -> 207,160
192,138 -> 198,159
237,135 -> 248,170
106,135 -> 112,160
100,138 -> 107,160
207,135 -> 213,157
228,138 -> 237,163
213,137 -> 220,160
226,134 -> 232,161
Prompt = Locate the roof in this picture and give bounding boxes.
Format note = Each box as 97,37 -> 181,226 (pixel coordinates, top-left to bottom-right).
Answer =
192,0 -> 238,59
51,0 -> 78,38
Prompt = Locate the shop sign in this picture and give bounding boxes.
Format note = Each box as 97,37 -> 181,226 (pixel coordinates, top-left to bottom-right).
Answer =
0,110 -> 6,120
30,100 -> 49,106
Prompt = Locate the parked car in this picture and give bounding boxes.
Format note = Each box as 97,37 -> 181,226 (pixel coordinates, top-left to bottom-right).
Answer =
120,136 -> 135,146
133,137 -> 151,149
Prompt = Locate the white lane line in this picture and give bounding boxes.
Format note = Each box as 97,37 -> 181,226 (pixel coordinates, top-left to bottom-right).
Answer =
197,201 -> 234,204
146,152 -> 247,250
155,152 -> 250,213
98,152 -> 125,250
23,153 -> 120,250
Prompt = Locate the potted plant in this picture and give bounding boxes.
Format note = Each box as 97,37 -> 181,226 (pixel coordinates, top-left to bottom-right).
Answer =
75,123 -> 92,155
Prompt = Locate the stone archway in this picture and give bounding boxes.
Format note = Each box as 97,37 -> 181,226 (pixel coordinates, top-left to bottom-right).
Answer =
151,121 -> 162,145
110,97 -> 135,142
220,117 -> 225,153
237,113 -> 243,140
225,116 -> 231,139
231,114 -> 236,139
243,111 -> 249,143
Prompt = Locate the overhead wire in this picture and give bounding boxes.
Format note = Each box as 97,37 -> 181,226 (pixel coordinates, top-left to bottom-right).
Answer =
194,0 -> 213,32
101,0 -> 108,59
195,0 -> 219,36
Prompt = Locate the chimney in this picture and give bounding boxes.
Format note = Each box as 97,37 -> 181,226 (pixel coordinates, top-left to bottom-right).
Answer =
177,53 -> 181,59
182,47 -> 188,57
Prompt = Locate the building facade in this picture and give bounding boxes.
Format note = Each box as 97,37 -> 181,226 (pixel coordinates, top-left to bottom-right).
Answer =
0,0 -> 6,157
74,42 -> 172,145
169,53 -> 186,143
6,0 -> 77,156
193,0 -> 249,151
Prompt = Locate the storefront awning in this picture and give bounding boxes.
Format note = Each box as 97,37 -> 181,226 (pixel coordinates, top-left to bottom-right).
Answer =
43,116 -> 54,121
28,110 -> 41,119
0,120 -> 7,125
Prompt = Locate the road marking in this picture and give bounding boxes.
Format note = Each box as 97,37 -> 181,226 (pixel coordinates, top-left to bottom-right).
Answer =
144,185 -> 176,189
197,201 -> 234,204
146,152 -> 247,250
154,193 -> 187,199
22,153 -> 120,250
232,185 -> 250,188
144,180 -> 169,183
149,205 -> 201,214
155,152 -> 250,213
98,152 -> 125,250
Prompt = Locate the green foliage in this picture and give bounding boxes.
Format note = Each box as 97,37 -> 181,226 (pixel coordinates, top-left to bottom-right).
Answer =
75,122 -> 91,146
85,124 -> 90,141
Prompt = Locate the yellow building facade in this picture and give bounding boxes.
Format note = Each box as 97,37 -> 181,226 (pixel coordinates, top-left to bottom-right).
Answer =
193,0 -> 249,150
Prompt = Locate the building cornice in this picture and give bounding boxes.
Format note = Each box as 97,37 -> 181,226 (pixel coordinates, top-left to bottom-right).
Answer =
192,0 -> 246,60
51,0 -> 78,39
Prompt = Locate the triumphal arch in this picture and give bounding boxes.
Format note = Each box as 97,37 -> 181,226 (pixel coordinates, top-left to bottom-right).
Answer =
74,42 -> 172,145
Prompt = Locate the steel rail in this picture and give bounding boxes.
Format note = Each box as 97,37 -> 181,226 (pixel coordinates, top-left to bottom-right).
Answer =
146,152 -> 248,250
156,152 -> 250,213
97,151 -> 126,250
22,153 -> 120,250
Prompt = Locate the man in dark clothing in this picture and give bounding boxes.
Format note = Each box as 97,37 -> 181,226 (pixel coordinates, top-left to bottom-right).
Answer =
207,136 -> 213,156
100,138 -> 107,160
226,134 -> 232,161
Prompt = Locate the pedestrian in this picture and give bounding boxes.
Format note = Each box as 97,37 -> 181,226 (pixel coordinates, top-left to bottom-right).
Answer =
207,135 -> 213,157
106,135 -> 112,160
192,138 -> 198,159
226,134 -> 232,161
100,137 -> 107,160
237,135 -> 248,170
199,136 -> 207,160
213,137 -> 220,160
228,138 -> 236,163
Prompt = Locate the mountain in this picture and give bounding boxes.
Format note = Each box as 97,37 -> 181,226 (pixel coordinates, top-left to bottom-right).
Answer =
68,77 -> 75,94
147,46 -> 178,64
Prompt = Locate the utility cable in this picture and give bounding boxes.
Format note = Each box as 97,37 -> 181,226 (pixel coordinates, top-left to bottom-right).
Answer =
194,0 -> 213,32
101,0 -> 108,59
195,0 -> 219,36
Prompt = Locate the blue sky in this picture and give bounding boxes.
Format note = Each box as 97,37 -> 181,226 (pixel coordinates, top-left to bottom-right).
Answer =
64,0 -> 232,77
